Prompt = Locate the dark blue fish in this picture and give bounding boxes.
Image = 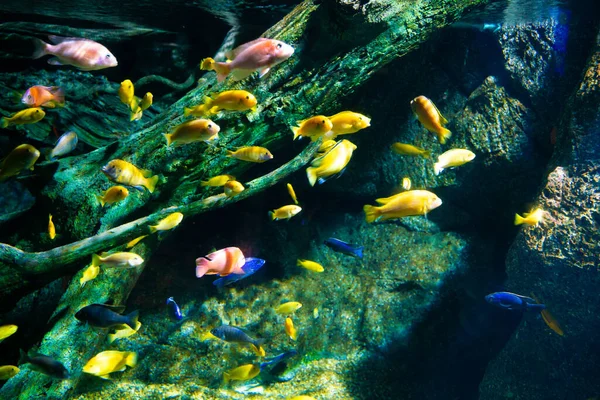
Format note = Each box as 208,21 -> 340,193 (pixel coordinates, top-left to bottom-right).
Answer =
259,350 -> 298,371
213,257 -> 266,288
19,349 -> 69,379
166,297 -> 183,321
324,238 -> 363,259
75,304 -> 139,330
211,325 -> 264,347
485,292 -> 546,312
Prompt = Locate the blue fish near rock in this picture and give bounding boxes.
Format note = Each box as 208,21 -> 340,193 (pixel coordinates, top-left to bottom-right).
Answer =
259,350 -> 298,371
324,238 -> 363,259
211,325 -> 264,347
166,297 -> 183,321
485,292 -> 546,312
213,257 -> 266,288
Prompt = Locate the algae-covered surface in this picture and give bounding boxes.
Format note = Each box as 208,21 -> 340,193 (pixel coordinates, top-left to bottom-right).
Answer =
1,0 -> 599,399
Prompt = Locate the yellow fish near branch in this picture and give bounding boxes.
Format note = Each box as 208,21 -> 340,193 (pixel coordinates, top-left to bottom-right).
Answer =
0,325 -> 18,342
91,252 -> 144,268
1,108 -> 45,128
224,180 -> 245,197
126,235 -> 148,248
287,183 -> 299,204
327,111 -> 371,137
164,119 -> 220,146
306,139 -> 357,186
95,186 -> 129,207
149,212 -> 183,233
80,265 -> 100,287
108,320 -> 142,343
0,144 -> 40,181
48,214 -> 56,240
101,159 -> 159,193
227,146 -> 273,163
291,115 -> 333,141
391,143 -> 431,159
363,190 -> 442,223
184,90 -> 257,117
118,79 -> 134,106
269,205 -> 302,221
0,365 -> 20,380
201,175 -> 235,187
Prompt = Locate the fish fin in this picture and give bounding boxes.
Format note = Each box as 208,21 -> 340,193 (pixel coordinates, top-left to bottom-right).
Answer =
223,372 -> 230,384
429,100 -> 448,125
268,211 -> 276,221
208,106 -> 220,115
258,67 -> 271,78
48,35 -> 81,44
140,168 -> 152,178
1,118 -> 8,128
375,196 -> 394,205
49,86 -> 65,106
291,126 -> 301,140
32,38 -> 49,59
422,150 -> 431,159
195,260 -> 209,278
434,162 -> 444,175
47,57 -> 63,66
317,177 -> 327,185
354,246 -> 364,259
149,224 -> 158,234
202,96 -> 214,109
226,38 -> 268,60
100,303 -> 127,313
231,68 -> 254,81
98,374 -> 112,380
163,133 -> 173,147
183,107 -> 193,117
438,128 -> 452,144
18,349 -> 29,365
306,167 -> 317,187
226,150 -> 234,157
363,205 -> 380,223
145,175 -> 159,193
91,254 -> 102,268
213,62 -> 232,82
125,310 -> 139,330
95,194 -> 106,207
514,213 -> 525,226
125,352 -> 138,368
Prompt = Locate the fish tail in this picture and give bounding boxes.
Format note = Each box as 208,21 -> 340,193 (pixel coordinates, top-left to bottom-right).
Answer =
94,194 -> 106,207
202,96 -> 213,109
208,106 -> 220,115
363,205 -> 380,224
422,150 -> 431,159
125,310 -> 139,330
433,162 -> 444,175
125,352 -> 138,368
32,38 -> 49,59
354,246 -> 364,259
226,150 -> 234,157
163,133 -> 173,147
195,260 -> 209,278
200,57 -> 215,71
183,107 -> 193,117
212,62 -> 230,83
291,126 -> 300,140
306,167 -> 318,187
18,349 -> 29,365
145,175 -> 159,193
149,224 -> 158,234
91,253 -> 102,268
253,338 -> 266,347
223,372 -> 230,384
1,118 -> 8,128
514,213 -> 525,226
268,211 -> 276,221
50,86 -> 65,106
200,180 -> 209,187
438,128 -> 452,144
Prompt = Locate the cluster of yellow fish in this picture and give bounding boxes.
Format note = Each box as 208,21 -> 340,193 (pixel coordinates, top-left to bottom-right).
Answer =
118,79 -> 153,121
0,325 -> 19,380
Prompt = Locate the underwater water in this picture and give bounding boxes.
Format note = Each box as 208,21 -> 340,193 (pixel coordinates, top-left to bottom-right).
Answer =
0,0 -> 599,398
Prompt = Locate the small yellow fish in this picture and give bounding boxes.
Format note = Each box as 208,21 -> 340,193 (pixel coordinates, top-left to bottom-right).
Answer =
285,317 -> 297,341
48,214 -> 56,240
223,364 -> 260,383
126,235 -> 148,249
95,186 -> 129,207
514,208 -> 545,226
149,212 -> 183,233
91,252 -> 144,268
139,92 -> 153,111
390,142 -> 431,158
0,365 -> 20,380
402,177 -> 412,191
306,139 -> 357,186
201,175 -> 235,187
1,108 -> 45,128
224,180 -> 245,197
269,205 -> 302,221
288,396 -> 317,400
80,265 -> 100,287
313,308 -> 319,319
129,96 -> 143,121
83,350 -> 137,379
291,115 -> 333,141
184,90 -> 257,117
327,111 -> 371,136
364,190 -> 442,223
199,331 -> 219,341
531,293 -> 564,336
0,144 -> 40,181
286,183 -> 298,204
164,119 -> 220,146
297,259 -> 324,273
101,159 -> 159,193
410,95 -> 452,144
108,320 -> 142,343
250,344 -> 266,357
118,79 -> 134,106
0,325 -> 18,342
227,146 -> 273,163
434,149 -> 475,175
275,302 -> 302,315
318,139 -> 337,153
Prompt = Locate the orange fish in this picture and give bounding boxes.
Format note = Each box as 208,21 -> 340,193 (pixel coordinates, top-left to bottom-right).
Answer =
531,293 -> 564,336
195,247 -> 246,278
410,95 -> 452,144
21,86 -> 65,108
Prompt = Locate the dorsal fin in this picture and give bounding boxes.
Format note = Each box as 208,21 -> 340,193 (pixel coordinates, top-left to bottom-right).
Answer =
48,35 -> 88,44
430,100 -> 448,125
225,38 -> 269,60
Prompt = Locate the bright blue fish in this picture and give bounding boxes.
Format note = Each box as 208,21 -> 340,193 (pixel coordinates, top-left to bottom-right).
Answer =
324,238 -> 363,259
485,292 -> 546,312
259,350 -> 298,371
213,257 -> 265,288
166,297 -> 183,321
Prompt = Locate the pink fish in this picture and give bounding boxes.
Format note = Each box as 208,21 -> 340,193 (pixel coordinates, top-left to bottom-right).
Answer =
33,36 -> 118,71
196,247 -> 246,278
200,38 -> 294,82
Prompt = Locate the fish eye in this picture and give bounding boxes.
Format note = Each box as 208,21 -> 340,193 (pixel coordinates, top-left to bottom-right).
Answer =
321,120 -> 325,124
28,95 -> 32,99
106,54 -> 111,58
246,96 -> 249,99
208,124 -> 212,128
277,43 -> 282,48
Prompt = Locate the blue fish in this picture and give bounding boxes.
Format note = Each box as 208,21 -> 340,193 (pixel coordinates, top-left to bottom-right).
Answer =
259,350 -> 298,371
324,238 -> 363,259
166,297 -> 183,321
485,292 -> 546,312
213,257 -> 266,288
211,325 -> 264,347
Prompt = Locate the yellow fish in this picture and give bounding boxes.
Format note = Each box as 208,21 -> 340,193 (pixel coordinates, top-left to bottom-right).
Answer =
139,92 -> 153,111
318,139 -> 337,153
269,205 -> 302,221
118,80 -> 134,106
108,320 -> 142,343
48,214 -> 56,240
95,185 -> 129,207
306,139 -> 357,186
83,350 -> 137,379
391,142 -> 431,158
275,302 -> 302,315
164,119 -> 220,146
327,111 -> 371,136
129,96 -> 143,121
285,317 -> 297,341
126,235 -> 148,249
227,146 -> 273,163
250,344 -> 266,357
0,325 -> 18,342
364,190 -> 442,223
149,212 -> 183,233
297,259 -> 324,273
531,293 -> 564,336
286,183 -> 298,204
434,149 -> 475,175
291,115 -> 333,141
313,308 -> 319,319
101,159 -> 159,193
514,208 -> 545,226
184,90 -> 257,117
1,108 -> 45,128
223,364 -> 260,383
0,365 -> 20,380
410,95 -> 452,144
402,177 -> 412,191
91,252 -> 144,268
201,175 -> 235,187
80,265 -> 100,287
224,180 -> 245,197
0,144 -> 40,181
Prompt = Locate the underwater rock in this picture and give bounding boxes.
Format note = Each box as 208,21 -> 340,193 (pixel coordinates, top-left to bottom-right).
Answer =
0,180 -> 35,224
